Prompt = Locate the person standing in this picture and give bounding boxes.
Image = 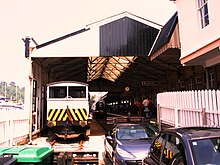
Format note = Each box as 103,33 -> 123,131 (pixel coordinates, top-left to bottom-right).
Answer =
134,101 -> 141,116
142,98 -> 150,119
148,98 -> 154,117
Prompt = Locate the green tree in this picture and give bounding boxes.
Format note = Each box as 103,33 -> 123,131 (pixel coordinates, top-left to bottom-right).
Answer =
0,80 -> 25,103
9,81 -> 16,87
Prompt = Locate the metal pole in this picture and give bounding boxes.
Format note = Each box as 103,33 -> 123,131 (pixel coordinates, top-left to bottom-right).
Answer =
28,57 -> 33,144
16,86 -> 17,102
4,82 -> 6,99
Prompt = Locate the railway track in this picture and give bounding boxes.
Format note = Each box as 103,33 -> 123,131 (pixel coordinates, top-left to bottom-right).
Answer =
29,119 -> 110,165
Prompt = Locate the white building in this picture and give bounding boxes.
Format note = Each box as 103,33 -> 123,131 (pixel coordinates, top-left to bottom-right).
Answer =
171,0 -> 220,67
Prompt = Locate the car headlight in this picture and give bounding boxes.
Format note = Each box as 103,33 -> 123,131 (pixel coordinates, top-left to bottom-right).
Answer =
116,146 -> 135,159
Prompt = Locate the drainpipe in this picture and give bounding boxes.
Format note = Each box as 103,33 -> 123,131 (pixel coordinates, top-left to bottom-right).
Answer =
205,68 -> 209,89
28,57 -> 33,144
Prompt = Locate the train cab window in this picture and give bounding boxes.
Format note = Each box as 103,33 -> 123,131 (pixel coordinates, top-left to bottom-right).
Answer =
69,86 -> 86,98
49,86 -> 67,98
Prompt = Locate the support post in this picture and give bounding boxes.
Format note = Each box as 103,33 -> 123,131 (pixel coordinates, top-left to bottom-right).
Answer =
202,108 -> 207,125
28,57 -> 33,144
157,104 -> 162,132
174,108 -> 179,128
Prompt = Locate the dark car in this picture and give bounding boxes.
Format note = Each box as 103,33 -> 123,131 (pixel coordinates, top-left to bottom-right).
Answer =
142,126 -> 220,165
104,118 -> 158,165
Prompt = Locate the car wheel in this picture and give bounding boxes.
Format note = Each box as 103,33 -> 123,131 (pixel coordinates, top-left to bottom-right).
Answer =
170,153 -> 184,165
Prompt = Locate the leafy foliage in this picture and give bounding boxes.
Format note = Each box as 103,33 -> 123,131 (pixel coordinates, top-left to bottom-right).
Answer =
0,81 -> 25,103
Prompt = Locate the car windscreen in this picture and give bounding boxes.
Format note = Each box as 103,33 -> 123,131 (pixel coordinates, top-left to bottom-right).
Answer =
191,138 -> 220,164
116,125 -> 150,140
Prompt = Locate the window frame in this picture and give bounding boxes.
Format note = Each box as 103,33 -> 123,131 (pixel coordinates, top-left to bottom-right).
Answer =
197,0 -> 209,28
161,134 -> 185,164
209,72 -> 215,88
150,133 -> 167,162
68,86 -> 86,98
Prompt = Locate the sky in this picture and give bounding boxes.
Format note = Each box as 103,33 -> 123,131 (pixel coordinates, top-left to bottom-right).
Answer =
0,0 -> 176,87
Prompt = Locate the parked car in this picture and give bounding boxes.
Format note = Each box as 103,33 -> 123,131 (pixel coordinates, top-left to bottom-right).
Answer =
104,118 -> 158,165
142,126 -> 220,165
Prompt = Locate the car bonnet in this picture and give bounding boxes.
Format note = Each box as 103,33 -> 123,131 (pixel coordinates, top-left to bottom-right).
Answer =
118,139 -> 152,153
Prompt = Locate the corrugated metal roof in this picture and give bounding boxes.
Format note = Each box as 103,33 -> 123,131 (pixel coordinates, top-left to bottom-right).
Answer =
148,11 -> 181,71
149,12 -> 178,56
87,12 -> 160,82
100,17 -> 159,56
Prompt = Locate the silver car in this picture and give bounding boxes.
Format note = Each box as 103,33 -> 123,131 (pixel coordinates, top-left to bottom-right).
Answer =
104,122 -> 158,165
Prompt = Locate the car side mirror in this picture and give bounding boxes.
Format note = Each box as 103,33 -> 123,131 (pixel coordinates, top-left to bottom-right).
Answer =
106,135 -> 113,140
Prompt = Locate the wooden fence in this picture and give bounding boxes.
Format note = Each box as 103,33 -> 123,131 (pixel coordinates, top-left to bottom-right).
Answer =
0,108 -> 29,146
157,90 -> 220,130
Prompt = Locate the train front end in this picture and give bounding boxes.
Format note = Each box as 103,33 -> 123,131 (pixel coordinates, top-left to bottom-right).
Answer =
46,81 -> 91,139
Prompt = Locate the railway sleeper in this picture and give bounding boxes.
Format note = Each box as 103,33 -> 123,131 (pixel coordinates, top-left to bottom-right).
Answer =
54,151 -> 99,165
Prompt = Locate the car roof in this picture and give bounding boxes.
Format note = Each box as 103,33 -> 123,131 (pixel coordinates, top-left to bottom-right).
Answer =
164,126 -> 220,140
114,122 -> 159,131
115,122 -> 146,127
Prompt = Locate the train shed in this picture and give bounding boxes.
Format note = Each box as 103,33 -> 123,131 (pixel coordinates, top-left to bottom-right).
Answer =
23,11 -> 180,135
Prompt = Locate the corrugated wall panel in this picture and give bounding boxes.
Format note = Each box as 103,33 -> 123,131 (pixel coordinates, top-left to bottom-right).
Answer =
100,17 -> 159,56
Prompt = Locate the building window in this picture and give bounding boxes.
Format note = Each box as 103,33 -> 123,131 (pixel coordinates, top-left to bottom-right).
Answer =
198,0 -> 209,28
195,76 -> 202,84
188,79 -> 194,90
209,72 -> 214,88
32,80 -> 37,112
180,80 -> 185,89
